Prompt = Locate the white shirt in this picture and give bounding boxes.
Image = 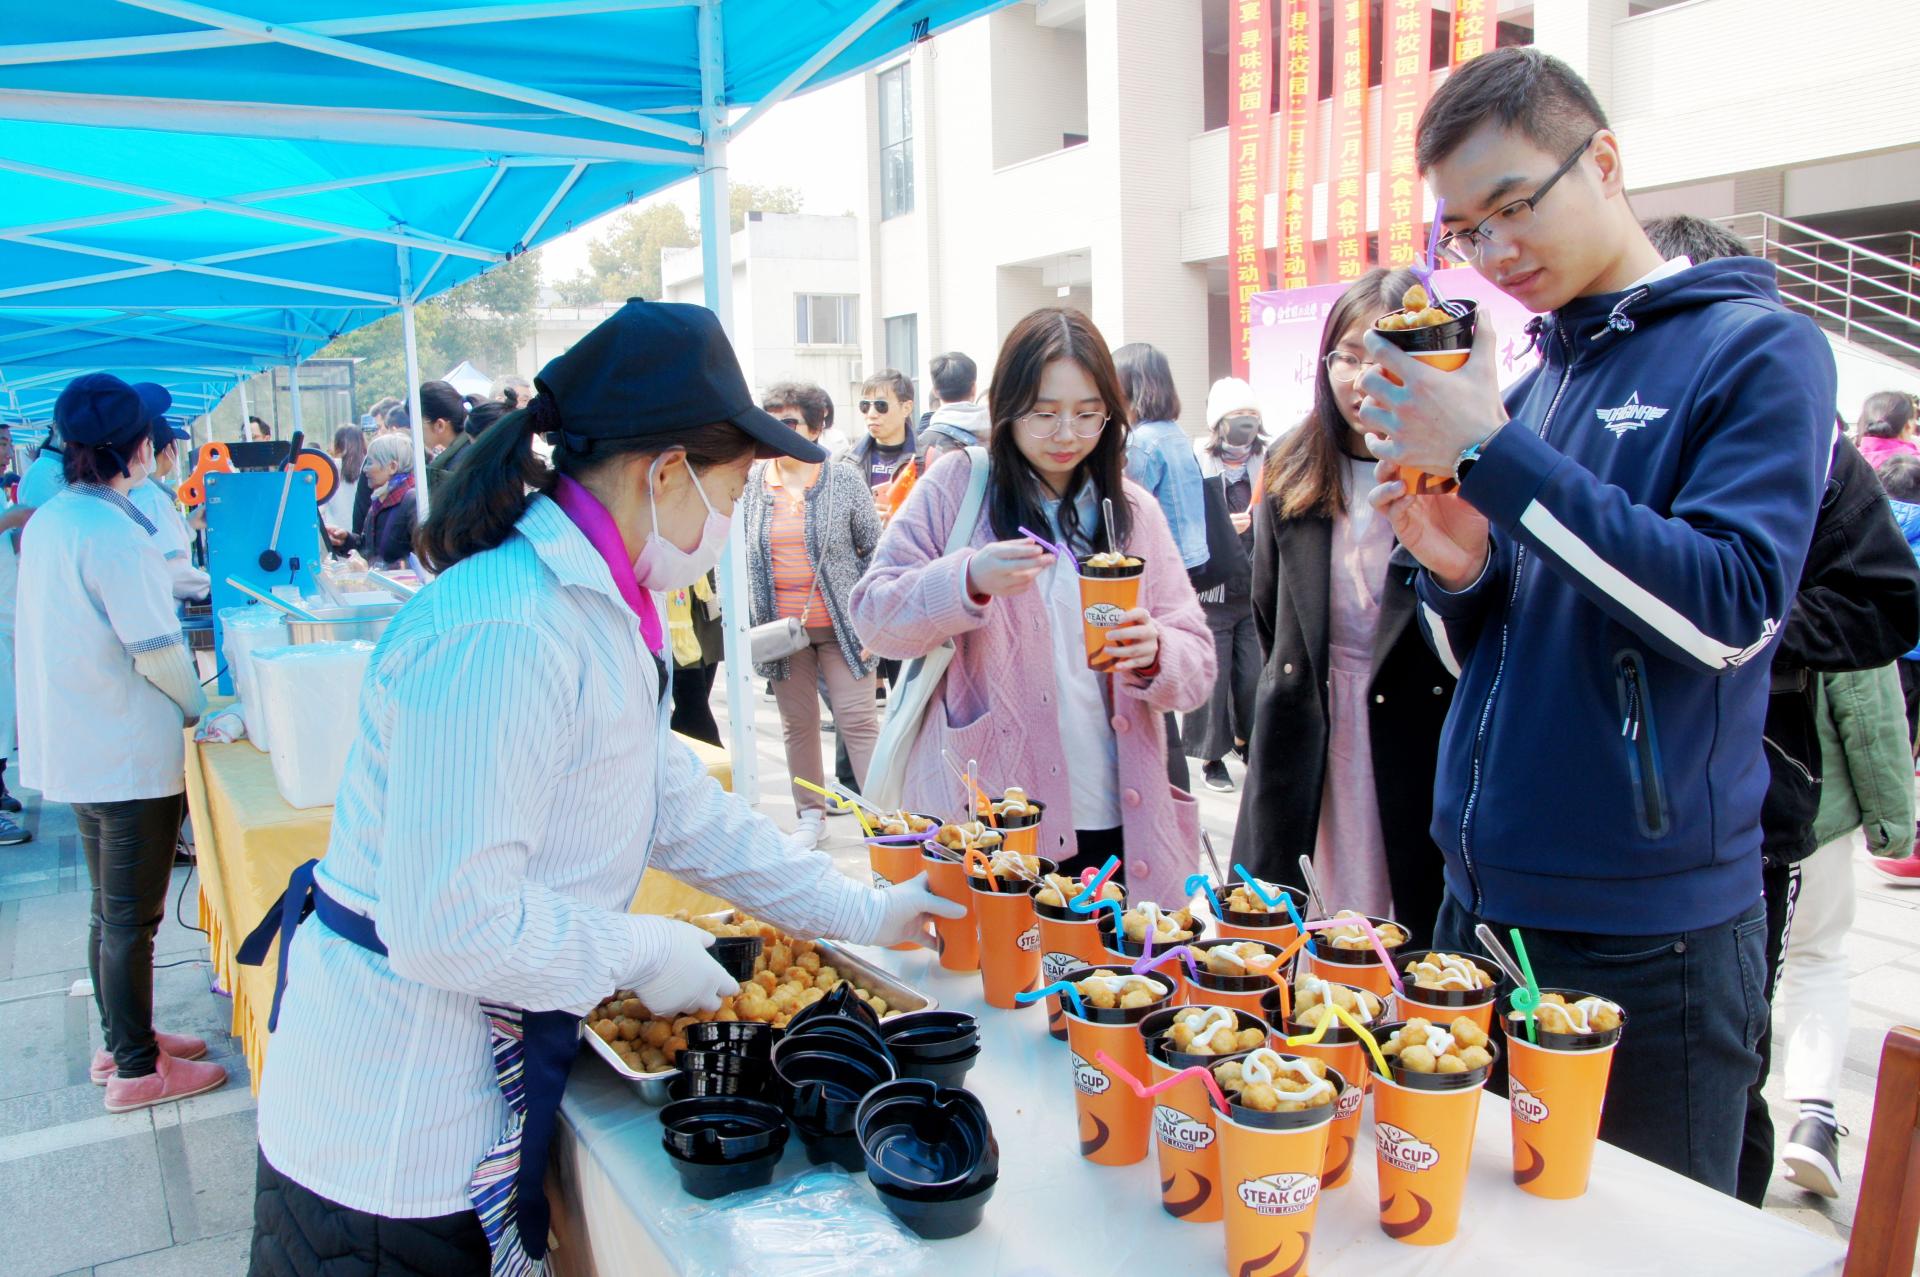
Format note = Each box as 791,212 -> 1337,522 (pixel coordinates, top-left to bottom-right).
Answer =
129,479 -> 210,600
1043,557 -> 1121,830
15,449 -> 66,509
15,486 -> 188,802
256,494 -> 885,1217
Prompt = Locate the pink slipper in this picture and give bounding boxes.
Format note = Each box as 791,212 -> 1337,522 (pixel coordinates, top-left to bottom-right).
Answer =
103,1052 -> 227,1114
91,1031 -> 210,1085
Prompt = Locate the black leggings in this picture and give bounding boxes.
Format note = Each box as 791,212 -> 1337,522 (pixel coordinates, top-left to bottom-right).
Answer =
75,794 -> 184,1078
251,1150 -> 490,1276
669,663 -> 721,747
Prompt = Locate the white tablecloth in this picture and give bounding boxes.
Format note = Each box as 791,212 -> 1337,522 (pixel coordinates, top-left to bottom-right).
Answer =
547,945 -> 1845,1277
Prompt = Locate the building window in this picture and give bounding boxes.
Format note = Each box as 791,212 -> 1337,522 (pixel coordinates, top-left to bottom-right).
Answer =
795,294 -> 858,346
884,314 -> 919,391
879,64 -> 914,220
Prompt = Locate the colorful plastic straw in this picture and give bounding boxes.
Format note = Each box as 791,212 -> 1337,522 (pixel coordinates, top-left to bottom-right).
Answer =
1016,524 -> 1076,572
1414,197 -> 1447,295
794,777 -> 873,836
1133,945 -> 1198,982
1280,894 -> 1315,957
1186,873 -> 1223,920
1083,897 -> 1126,942
1301,916 -> 1405,997
1094,1049 -> 1231,1116
1472,923 -> 1530,989
1509,927 -> 1542,1044
1067,856 -> 1121,913
864,832 -> 930,846
964,847 -> 998,888
1284,1002 -> 1392,1079
1234,865 -> 1313,954
1015,980 -> 1085,1018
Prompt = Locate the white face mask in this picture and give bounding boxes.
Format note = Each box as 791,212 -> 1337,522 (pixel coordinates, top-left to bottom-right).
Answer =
632,453 -> 729,591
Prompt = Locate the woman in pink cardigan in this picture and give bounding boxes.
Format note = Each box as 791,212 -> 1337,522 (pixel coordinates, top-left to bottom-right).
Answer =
850,309 -> 1216,908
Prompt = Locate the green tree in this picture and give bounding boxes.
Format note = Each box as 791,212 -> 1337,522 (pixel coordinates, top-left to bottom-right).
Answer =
552,183 -> 804,305
319,250 -> 541,408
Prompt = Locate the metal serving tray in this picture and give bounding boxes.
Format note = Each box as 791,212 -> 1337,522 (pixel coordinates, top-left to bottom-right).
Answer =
584,914 -> 936,1105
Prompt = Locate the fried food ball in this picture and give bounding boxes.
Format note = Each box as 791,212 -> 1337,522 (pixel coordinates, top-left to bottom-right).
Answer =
1316,909 -> 1408,950
591,1019 -> 618,1043
1404,952 -> 1492,992
1202,942 -> 1278,976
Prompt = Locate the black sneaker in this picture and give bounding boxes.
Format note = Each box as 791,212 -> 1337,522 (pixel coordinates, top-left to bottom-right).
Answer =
1201,760 -> 1235,793
1781,1116 -> 1844,1198
0,792 -> 20,814
0,815 -> 30,846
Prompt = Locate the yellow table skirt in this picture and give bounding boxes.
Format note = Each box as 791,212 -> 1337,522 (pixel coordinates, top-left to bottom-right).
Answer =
184,730 -> 734,1092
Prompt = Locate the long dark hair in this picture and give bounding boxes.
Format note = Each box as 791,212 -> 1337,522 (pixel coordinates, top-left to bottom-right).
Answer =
986,308 -> 1135,555
420,380 -> 468,431
1265,267 -> 1422,520
415,401 -> 758,573
332,425 -> 366,485
1113,343 -> 1181,423
1859,391 -> 1915,441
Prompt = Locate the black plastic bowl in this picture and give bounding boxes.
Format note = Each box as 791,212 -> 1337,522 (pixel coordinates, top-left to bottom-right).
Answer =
874,1179 -> 996,1239
668,1069 -> 765,1101
891,1044 -> 983,1090
855,1079 -> 998,1200
772,1039 -> 897,1133
783,1014 -> 890,1058
659,1096 -> 788,1166
787,982 -> 881,1034
683,1020 -> 780,1060
880,1011 -> 979,1058
708,934 -> 765,981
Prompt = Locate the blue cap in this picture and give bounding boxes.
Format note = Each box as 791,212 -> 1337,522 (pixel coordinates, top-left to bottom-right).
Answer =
150,417 -> 190,455
53,374 -> 171,450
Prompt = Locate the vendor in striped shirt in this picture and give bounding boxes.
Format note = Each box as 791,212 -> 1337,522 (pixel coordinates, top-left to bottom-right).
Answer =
244,302 -> 962,1277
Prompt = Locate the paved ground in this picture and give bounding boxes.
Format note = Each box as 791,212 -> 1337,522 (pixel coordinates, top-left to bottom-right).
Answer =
2,676 -> 1916,1274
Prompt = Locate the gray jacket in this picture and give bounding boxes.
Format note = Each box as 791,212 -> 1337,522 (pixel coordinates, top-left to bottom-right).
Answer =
741,458 -> 881,680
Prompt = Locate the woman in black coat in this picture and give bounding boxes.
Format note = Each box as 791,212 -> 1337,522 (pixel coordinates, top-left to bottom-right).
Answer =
1230,268 -> 1454,941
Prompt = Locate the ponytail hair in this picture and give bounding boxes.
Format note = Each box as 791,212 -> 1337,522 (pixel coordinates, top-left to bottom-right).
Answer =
1858,390 -> 1915,441
414,396 -> 760,574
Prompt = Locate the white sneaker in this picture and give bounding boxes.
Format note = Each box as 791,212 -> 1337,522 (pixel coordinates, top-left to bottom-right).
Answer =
794,810 -> 826,848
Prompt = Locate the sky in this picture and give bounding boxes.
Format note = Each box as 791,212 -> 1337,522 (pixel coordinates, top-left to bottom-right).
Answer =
537,77 -> 866,286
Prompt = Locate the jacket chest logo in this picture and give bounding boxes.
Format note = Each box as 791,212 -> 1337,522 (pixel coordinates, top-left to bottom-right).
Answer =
1595,392 -> 1670,437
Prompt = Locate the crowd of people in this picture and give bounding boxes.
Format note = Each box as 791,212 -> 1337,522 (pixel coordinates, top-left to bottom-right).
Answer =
1,42 -> 1916,1274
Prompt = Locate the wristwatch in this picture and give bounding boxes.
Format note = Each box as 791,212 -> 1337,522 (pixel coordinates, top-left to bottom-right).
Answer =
1453,426 -> 1503,485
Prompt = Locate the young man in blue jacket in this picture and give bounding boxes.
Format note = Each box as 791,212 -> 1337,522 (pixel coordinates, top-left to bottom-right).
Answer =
1361,48 -> 1833,1196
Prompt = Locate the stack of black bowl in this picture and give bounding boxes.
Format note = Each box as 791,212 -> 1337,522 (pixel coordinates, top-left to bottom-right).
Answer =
879,1011 -> 981,1088
669,1020 -> 779,1101
855,1079 -> 998,1238
771,984 -> 898,1170
659,1096 -> 789,1199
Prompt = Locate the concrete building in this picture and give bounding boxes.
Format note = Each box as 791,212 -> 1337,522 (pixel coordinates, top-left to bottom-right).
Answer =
516,300 -> 621,381
662,211 -> 867,408
856,0 -> 1920,431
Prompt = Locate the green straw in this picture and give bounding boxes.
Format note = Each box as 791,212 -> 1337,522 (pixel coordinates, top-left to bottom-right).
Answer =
1509,926 -> 1541,1044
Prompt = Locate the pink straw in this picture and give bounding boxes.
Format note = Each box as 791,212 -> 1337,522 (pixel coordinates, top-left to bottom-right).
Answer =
1133,945 -> 1198,982
1301,917 -> 1406,996
1095,1049 -> 1230,1115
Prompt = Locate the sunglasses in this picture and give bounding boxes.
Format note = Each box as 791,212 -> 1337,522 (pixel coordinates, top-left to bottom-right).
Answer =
858,399 -> 892,414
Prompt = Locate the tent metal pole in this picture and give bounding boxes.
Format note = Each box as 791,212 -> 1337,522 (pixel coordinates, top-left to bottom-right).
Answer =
288,360 -> 305,440
398,247 -> 430,520
236,375 -> 249,437
699,0 -> 757,806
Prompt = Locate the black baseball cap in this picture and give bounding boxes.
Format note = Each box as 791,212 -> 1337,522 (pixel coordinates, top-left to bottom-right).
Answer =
533,300 -> 826,463
53,374 -> 171,450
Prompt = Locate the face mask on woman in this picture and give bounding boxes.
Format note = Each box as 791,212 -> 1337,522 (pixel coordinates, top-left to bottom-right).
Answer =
633,453 -> 730,591
1218,414 -> 1260,463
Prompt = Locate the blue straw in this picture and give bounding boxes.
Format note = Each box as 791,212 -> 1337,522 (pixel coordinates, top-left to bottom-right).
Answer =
1185,872 -> 1223,920
1084,898 -> 1125,940
1232,864 -> 1282,907
1281,894 -> 1316,957
1015,980 -> 1085,1017
1067,856 -> 1122,913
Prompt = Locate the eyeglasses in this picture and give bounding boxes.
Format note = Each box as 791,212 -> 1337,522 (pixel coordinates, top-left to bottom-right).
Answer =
858,399 -> 891,414
1325,351 -> 1379,384
1434,131 -> 1597,264
1017,409 -> 1109,439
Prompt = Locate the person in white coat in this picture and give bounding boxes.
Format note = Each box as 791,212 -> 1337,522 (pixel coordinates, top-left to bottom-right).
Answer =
128,417 -> 210,603
15,373 -> 220,1114
244,301 -> 963,1277
0,423 -> 28,840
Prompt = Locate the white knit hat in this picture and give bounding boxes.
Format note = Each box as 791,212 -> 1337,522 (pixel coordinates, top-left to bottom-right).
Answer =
1206,377 -> 1259,432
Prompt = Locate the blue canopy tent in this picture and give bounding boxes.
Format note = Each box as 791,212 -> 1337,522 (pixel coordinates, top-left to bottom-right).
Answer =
0,0 -> 1011,799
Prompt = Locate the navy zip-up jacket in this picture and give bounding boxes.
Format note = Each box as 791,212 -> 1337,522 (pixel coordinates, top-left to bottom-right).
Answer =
1416,258 -> 1833,935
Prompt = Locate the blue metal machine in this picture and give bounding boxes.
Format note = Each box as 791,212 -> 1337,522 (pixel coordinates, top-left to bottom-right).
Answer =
204,467 -> 324,695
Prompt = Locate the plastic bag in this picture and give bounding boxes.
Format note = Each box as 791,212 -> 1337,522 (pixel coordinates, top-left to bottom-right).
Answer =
658,1170 -> 928,1277
219,605 -> 290,753
251,640 -> 374,809
193,707 -> 248,744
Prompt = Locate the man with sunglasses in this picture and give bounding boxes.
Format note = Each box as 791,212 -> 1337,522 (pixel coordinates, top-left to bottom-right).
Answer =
849,370 -> 918,522
1361,48 -> 1834,1197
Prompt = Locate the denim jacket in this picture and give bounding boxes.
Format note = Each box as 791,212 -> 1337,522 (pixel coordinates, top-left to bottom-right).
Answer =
1124,420 -> 1209,571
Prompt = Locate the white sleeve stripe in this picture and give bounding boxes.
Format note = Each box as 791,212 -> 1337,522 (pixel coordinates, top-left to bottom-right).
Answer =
1421,602 -> 1463,678
1517,498 -> 1748,669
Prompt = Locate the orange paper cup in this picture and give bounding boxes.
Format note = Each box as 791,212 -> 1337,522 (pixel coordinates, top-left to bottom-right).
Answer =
988,798 -> 1045,856
1078,562 -> 1144,671
1061,964 -> 1176,1167
869,822 -> 938,952
1265,986 -> 1382,1190
1139,1006 -> 1272,1223
1212,880 -> 1307,948
1302,916 -> 1408,1000
1215,1064 -> 1342,1277
968,856 -> 1056,1009
1186,938 -> 1292,1019
1392,949 -> 1499,1035
1033,889 -> 1125,1041
1503,988 -> 1626,1200
921,846 -> 979,973
1370,1026 -> 1498,1247
1097,913 -> 1210,1006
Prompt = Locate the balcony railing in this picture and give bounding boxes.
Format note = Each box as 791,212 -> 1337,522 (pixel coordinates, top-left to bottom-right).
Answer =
1724,211 -> 1920,367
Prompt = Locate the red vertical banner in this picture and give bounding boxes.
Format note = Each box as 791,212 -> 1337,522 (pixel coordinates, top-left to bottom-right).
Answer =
1277,0 -> 1317,290
1328,0 -> 1370,281
1451,0 -> 1490,65
1226,0 -> 1273,379
1379,0 -> 1431,272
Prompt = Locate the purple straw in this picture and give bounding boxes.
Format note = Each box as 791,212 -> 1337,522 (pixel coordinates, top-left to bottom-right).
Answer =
1133,945 -> 1199,982
1417,197 -> 1448,298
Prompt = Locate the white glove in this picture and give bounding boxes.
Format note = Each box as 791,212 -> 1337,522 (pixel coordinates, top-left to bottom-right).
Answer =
624,917 -> 741,1016
871,871 -> 969,949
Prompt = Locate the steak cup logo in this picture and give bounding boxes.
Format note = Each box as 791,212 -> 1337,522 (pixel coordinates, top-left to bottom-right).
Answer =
1071,1051 -> 1110,1096
1236,1172 -> 1319,1216
1153,1104 -> 1215,1153
1083,601 -> 1127,627
1376,1122 -> 1441,1173
1510,1080 -> 1549,1126
1016,924 -> 1042,952
871,871 -> 891,890
1042,951 -> 1080,981
1335,1085 -> 1363,1120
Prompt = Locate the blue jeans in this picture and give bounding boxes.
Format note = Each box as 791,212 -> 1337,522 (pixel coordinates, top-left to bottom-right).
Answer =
1432,890 -> 1769,1196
